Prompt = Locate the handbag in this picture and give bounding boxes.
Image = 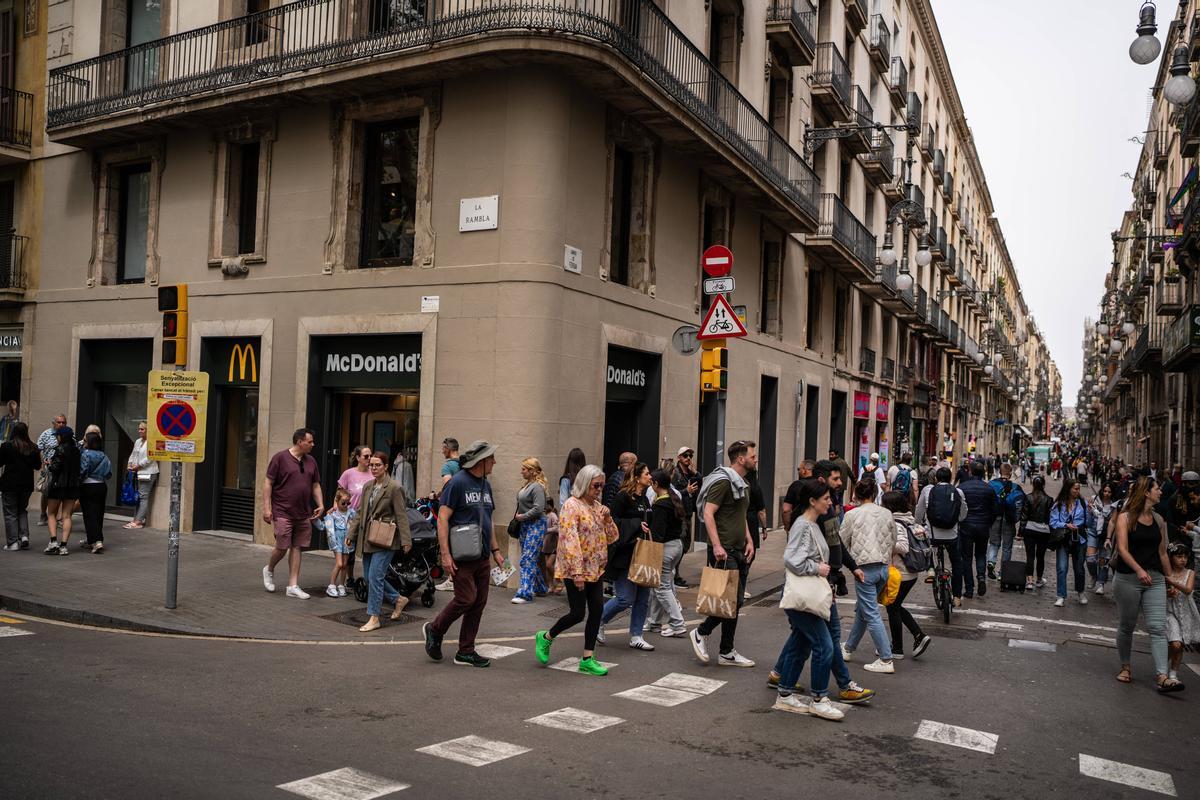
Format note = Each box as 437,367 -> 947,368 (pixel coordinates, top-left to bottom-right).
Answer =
878,565 -> 902,606
119,473 -> 139,506
779,570 -> 833,620
628,533 -> 664,588
449,523 -> 485,561
696,561 -> 740,619
367,519 -> 397,548
507,515 -> 521,538
1047,527 -> 1066,549
1023,520 -> 1051,534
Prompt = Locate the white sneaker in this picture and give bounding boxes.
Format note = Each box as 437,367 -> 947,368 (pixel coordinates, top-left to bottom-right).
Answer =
809,696 -> 846,721
772,694 -> 812,715
628,636 -> 656,651
1094,582 -> 1105,596
743,590 -> 752,599
511,597 -> 529,604
1078,592 -> 1088,605
325,584 -> 338,598
689,628 -> 710,664
718,650 -> 755,668
2,542 -> 18,551
863,658 -> 895,674
285,585 -> 310,599
660,625 -> 688,638
337,584 -> 347,597
840,642 -> 853,662
435,578 -> 454,592
1053,597 -> 1065,607
262,566 -> 276,593
1035,578 -> 1046,588
595,627 -> 606,646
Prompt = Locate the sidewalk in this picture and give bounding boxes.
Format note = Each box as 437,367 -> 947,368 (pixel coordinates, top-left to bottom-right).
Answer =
0,522 -> 790,642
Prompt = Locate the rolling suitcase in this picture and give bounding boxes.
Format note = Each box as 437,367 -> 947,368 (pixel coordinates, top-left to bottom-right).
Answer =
999,559 -> 1026,592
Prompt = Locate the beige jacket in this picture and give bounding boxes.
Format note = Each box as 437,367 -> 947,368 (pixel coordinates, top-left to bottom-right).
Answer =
838,502 -> 898,566
351,475 -> 412,554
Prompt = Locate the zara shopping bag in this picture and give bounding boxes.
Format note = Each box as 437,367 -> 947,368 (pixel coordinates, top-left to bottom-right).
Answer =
695,561 -> 739,619
628,535 -> 664,588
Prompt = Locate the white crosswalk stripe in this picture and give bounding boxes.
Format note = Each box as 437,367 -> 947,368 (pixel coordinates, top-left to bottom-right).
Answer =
416,735 -> 530,767
1007,639 -> 1057,652
1189,663 -> 1200,678
0,626 -> 33,638
612,684 -> 704,707
277,767 -> 409,800
1078,633 -> 1116,645
650,673 -> 725,695
548,656 -> 617,673
1079,754 -> 1177,797
913,720 -> 999,755
526,707 -> 624,734
979,621 -> 1024,632
472,644 -> 523,660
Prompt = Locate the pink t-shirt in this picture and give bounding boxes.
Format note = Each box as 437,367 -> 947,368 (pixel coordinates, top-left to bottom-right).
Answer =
338,467 -> 374,507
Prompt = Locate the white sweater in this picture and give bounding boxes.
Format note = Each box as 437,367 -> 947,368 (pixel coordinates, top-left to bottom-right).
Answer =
839,502 -> 898,566
127,438 -> 159,479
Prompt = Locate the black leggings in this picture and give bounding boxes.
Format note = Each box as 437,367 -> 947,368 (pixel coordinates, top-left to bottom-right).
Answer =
886,578 -> 923,655
1023,533 -> 1048,580
79,483 -> 107,545
549,579 -> 605,650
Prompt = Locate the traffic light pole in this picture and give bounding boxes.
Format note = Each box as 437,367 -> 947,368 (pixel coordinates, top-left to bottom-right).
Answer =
165,363 -> 182,610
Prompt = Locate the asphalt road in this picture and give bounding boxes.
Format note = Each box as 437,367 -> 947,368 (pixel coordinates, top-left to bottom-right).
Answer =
2,590 -> 1196,800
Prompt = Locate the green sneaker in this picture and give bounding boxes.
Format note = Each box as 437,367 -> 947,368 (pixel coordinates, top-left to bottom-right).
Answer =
578,656 -> 608,676
535,630 -> 552,664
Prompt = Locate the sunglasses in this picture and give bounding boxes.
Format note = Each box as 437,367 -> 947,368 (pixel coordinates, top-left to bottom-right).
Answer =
590,481 -> 605,488
680,452 -> 693,458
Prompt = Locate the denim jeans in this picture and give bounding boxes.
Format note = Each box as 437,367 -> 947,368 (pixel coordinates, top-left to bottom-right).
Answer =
1113,571 -> 1168,675
778,609 -> 833,698
986,518 -> 1016,565
645,539 -> 685,629
775,598 -> 852,690
136,475 -> 156,524
845,562 -> 893,660
362,549 -> 400,617
601,573 -> 651,635
1056,540 -> 1086,598
2,490 -> 30,545
958,525 -> 989,594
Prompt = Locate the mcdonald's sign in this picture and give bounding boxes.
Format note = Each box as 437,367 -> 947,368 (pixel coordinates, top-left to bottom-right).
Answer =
228,342 -> 258,384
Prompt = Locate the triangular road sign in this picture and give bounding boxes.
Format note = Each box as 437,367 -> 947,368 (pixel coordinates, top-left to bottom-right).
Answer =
697,294 -> 748,340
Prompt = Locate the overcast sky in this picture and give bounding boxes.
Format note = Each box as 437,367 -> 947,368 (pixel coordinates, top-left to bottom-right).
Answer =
930,0 -> 1155,404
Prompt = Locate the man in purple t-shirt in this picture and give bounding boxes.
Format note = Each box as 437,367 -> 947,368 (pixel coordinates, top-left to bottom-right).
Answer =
262,428 -> 324,598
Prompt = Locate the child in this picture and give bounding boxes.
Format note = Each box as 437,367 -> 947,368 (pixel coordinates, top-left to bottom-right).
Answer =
541,498 -> 562,595
324,488 -> 357,598
1165,542 -> 1200,682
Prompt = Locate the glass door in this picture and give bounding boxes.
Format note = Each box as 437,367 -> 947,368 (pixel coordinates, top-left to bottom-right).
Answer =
215,387 -> 258,534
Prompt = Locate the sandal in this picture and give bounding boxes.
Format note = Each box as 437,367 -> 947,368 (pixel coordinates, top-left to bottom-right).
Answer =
1116,666 -> 1132,683
1156,676 -> 1186,693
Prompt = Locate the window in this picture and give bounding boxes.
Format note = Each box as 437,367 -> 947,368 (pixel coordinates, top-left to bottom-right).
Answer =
834,285 -> 849,354
805,270 -> 821,350
209,122 -> 274,272
361,117 -> 420,268
367,0 -> 427,34
117,164 -> 150,284
609,145 -> 633,287
234,141 -> 260,255
603,113 -> 657,292
699,190 -> 731,313
245,0 -> 271,46
708,1 -> 741,85
758,232 -> 782,336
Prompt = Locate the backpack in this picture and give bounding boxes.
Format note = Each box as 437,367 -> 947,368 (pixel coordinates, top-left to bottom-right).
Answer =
891,466 -> 912,495
899,519 -> 932,573
998,481 -> 1023,523
926,483 -> 962,529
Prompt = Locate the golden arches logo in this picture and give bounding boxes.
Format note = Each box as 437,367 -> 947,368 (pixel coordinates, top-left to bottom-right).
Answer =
229,343 -> 257,383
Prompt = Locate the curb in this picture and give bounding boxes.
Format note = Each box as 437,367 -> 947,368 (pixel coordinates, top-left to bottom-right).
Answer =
0,595 -> 232,639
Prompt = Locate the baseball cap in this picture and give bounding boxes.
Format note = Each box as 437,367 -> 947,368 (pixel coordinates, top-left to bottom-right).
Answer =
677,446 -> 694,457
1181,470 -> 1200,483
870,452 -> 880,461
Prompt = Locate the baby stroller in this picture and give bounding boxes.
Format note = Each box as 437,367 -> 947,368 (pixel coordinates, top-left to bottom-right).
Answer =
352,508 -> 443,608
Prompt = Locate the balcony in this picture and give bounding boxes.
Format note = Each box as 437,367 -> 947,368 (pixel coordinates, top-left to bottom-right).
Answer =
1129,320 -> 1166,372
931,225 -> 946,261
1147,228 -> 1166,263
1154,128 -> 1168,168
47,1 -> 821,230
765,0 -> 817,66
1156,276 -> 1184,316
898,363 -> 914,387
871,262 -> 917,318
1179,92 -> 1200,157
860,346 -> 877,377
943,242 -> 958,279
0,232 -> 28,303
844,86 -> 873,154
0,86 -> 33,163
881,156 -> 905,200
921,123 -> 937,161
1164,304 -> 1200,371
808,193 -> 876,280
844,0 -> 868,33
868,14 -> 890,72
908,183 -> 925,213
907,92 -> 922,130
916,286 -> 929,325
942,169 -> 954,203
882,356 -> 896,383
932,148 -> 945,180
812,42 -> 851,122
888,57 -> 908,108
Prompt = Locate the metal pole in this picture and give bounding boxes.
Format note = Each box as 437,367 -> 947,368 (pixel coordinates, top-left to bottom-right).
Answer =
165,459 -> 182,609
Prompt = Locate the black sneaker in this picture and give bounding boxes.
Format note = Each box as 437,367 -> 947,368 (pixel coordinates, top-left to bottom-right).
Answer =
453,651 -> 491,668
977,581 -> 987,597
986,563 -> 996,580
912,634 -> 932,659
422,622 -> 443,662
19,537 -> 29,550
964,590 -> 974,599
674,575 -> 690,588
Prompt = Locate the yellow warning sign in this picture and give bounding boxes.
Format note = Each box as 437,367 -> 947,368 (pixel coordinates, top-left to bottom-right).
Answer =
147,370 -> 209,463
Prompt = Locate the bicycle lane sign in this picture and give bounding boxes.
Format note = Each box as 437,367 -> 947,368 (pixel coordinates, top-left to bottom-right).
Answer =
697,294 -> 748,340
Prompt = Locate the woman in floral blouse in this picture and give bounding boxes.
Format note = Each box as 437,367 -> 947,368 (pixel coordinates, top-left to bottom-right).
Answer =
534,464 -> 618,675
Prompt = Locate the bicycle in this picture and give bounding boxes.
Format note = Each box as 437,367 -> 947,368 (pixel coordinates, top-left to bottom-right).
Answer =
928,540 -> 954,623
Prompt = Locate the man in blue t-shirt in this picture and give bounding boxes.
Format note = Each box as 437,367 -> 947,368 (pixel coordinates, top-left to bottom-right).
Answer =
439,437 -> 461,487
424,440 -> 505,668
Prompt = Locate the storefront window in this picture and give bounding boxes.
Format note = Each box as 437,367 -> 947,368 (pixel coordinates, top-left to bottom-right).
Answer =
361,118 -> 419,267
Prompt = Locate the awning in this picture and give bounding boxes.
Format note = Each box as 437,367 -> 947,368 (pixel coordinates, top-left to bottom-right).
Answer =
1014,425 -> 1033,438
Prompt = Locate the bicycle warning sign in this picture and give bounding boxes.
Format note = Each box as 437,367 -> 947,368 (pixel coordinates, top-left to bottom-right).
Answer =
697,294 -> 748,340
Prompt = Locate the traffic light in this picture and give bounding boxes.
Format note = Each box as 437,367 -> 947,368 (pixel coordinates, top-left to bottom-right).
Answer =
159,284 -> 188,366
700,341 -> 727,393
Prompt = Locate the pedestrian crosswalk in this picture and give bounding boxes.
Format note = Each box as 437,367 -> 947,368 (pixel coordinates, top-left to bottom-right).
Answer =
277,767 -> 409,800
1079,754 -> 1177,797
0,625 -> 33,638
913,720 -> 999,755
526,707 -> 624,734
548,656 -> 618,673
613,672 -> 725,707
472,644 -> 523,660
416,735 -> 531,767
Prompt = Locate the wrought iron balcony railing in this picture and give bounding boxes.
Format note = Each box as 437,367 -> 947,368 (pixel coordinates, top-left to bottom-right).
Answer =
0,231 -> 28,291
816,193 -> 876,271
868,14 -> 889,66
881,356 -> 895,383
765,0 -> 816,58
860,346 -> 876,376
889,57 -> 907,101
0,86 -> 33,148
47,0 -> 820,221
812,42 -> 850,109
853,84 -> 872,126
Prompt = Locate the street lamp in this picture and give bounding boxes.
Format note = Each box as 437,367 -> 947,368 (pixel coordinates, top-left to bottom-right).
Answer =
1164,44 -> 1197,106
1129,1 -> 1161,65
914,236 -> 932,268
1121,320 -> 1136,336
1110,338 -> 1124,354
1097,320 -> 1110,336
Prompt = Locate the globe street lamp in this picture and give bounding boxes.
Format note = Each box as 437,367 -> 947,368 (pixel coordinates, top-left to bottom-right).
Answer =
1097,320 -> 1110,336
1164,44 -> 1197,106
1121,320 -> 1136,336
1129,1 -> 1161,65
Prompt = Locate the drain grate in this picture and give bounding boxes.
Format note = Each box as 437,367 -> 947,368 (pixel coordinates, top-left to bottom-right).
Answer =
917,624 -> 986,641
319,609 -> 424,628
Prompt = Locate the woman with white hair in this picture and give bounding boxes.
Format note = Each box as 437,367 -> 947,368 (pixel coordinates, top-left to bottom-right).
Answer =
533,465 -> 617,676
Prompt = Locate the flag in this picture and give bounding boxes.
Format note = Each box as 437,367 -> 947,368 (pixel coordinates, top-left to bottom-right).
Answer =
1168,165 -> 1197,208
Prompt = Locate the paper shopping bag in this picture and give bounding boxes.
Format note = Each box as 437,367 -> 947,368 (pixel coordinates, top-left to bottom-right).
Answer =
695,563 -> 739,619
628,537 -> 664,588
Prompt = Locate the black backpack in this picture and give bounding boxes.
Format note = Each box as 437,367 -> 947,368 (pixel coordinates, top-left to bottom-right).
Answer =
926,483 -> 961,529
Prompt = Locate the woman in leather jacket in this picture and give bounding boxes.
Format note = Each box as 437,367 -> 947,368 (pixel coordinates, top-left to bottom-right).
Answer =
1019,475 -> 1053,591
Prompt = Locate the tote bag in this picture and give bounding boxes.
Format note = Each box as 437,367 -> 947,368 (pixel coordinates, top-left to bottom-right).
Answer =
779,570 -> 833,620
696,563 -> 739,619
628,534 -> 664,588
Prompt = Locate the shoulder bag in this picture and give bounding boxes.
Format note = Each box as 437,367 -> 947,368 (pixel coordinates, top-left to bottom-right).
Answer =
449,477 -> 489,561
779,569 -> 833,620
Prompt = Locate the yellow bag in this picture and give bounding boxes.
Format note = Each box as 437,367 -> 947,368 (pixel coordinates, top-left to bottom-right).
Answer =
878,566 -> 902,606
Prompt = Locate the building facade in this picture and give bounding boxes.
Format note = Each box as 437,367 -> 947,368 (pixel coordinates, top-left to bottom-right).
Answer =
21,0 -> 1055,544
1081,1 -> 1200,468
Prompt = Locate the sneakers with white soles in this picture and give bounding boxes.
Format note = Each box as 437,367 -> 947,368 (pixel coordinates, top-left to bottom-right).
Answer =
262,566 -> 276,593
660,625 -> 688,638
285,585 -> 310,599
435,578 -> 454,592
809,696 -> 846,721
336,584 -> 347,597
629,636 -> 656,651
1078,592 -> 1089,605
595,627 -> 606,646
772,694 -> 811,715
1053,597 -> 1065,607
689,628 -> 710,664
325,584 -> 338,598
1094,582 -> 1105,596
862,658 -> 894,674
840,642 -> 853,662
718,650 -> 755,668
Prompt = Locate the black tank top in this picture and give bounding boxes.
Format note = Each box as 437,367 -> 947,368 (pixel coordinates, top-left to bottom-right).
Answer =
1116,516 -> 1162,574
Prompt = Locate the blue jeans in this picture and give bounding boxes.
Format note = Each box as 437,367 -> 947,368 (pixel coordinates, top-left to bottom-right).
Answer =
601,573 -> 650,635
363,550 -> 400,617
986,518 -> 1016,565
778,609 -> 833,697
845,563 -> 893,660
774,600 -> 852,690
1056,540 -> 1086,598
958,525 -> 989,594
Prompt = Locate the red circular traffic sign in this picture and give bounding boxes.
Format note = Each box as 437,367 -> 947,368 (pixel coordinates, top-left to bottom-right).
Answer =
701,244 -> 733,277
157,401 -> 197,439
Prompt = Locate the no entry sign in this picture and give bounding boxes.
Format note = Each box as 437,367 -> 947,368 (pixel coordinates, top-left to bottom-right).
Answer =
701,245 -> 733,277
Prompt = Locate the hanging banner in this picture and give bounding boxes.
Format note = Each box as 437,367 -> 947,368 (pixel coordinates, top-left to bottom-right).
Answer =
853,391 -> 871,419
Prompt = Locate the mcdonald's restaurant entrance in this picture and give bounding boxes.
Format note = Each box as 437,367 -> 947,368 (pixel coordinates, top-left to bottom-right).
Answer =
194,337 -> 261,536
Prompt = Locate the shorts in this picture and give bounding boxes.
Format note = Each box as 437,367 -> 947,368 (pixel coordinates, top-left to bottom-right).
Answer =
1086,530 -> 1106,549
46,487 -> 80,501
273,517 -> 312,550
327,528 -> 354,554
